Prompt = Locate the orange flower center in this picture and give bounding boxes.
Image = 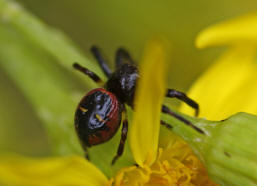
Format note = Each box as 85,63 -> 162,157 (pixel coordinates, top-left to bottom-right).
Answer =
109,139 -> 218,186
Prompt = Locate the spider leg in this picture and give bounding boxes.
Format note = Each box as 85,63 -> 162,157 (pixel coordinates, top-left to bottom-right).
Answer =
161,120 -> 173,130
84,149 -> 90,160
112,109 -> 128,165
91,46 -> 112,77
115,48 -> 135,68
73,63 -> 103,85
162,105 -> 204,134
166,89 -> 199,116
80,143 -> 90,160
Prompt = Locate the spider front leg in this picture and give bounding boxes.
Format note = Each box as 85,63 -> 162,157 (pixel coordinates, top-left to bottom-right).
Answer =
166,89 -> 199,116
91,46 -> 112,77
73,63 -> 103,85
115,48 -> 135,68
162,105 -> 204,134
111,109 -> 129,165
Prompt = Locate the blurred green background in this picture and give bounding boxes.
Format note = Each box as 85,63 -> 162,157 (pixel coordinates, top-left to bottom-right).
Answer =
1,0 -> 257,158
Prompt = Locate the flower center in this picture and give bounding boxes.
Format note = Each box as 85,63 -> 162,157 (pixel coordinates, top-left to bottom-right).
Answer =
109,139 -> 218,186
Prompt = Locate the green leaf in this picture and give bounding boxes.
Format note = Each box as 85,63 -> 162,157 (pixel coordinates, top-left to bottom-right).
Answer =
0,0 -> 102,156
0,0 -> 135,177
161,110 -> 257,185
0,0 -> 105,81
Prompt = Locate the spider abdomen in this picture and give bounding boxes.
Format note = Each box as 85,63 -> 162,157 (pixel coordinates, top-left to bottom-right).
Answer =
74,88 -> 122,147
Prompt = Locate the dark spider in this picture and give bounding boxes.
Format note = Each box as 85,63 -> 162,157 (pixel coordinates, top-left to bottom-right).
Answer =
73,46 -> 203,165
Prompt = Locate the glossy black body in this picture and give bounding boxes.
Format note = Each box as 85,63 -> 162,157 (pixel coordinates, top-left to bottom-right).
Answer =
74,63 -> 138,148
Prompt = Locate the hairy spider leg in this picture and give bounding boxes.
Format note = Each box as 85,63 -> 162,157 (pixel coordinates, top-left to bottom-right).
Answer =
73,63 -> 103,85
91,46 -> 112,77
160,120 -> 173,130
83,145 -> 90,160
162,105 -> 204,134
166,89 -> 199,116
115,48 -> 135,68
111,108 -> 129,165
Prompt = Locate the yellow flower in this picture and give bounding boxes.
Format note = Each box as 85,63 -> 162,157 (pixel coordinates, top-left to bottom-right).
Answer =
180,13 -> 257,120
0,155 -> 108,186
0,40 -> 215,186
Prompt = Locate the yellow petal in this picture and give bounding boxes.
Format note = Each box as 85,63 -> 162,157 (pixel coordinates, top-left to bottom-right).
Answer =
129,39 -> 168,167
180,45 -> 257,120
0,155 -> 108,186
196,13 -> 257,48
